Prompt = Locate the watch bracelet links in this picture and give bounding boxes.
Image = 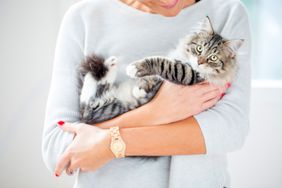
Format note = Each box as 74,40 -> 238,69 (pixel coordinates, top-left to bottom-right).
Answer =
109,126 -> 126,158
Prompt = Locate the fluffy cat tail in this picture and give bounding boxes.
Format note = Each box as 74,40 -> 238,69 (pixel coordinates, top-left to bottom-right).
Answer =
78,54 -> 108,81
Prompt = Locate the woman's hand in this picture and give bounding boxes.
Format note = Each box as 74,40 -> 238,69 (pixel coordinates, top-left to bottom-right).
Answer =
145,80 -> 229,125
96,81 -> 230,129
54,122 -> 114,177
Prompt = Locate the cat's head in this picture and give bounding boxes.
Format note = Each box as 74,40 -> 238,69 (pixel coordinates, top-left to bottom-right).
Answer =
179,16 -> 244,85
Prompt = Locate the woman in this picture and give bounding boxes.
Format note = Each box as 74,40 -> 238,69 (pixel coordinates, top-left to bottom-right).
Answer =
42,0 -> 251,187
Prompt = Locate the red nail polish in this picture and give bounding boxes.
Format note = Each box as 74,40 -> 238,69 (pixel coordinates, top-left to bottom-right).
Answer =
220,93 -> 225,99
227,82 -> 231,88
57,121 -> 65,126
55,172 -> 60,177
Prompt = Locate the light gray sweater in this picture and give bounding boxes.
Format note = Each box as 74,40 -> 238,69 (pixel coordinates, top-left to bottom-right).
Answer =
41,0 -> 252,187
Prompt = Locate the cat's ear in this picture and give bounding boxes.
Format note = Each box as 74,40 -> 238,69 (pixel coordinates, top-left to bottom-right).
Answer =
199,16 -> 214,34
224,39 -> 245,58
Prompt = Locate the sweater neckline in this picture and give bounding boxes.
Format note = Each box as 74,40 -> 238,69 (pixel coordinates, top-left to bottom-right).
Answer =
112,0 -> 206,18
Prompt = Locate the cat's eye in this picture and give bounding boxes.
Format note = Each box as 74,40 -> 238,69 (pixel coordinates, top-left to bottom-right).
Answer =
210,55 -> 218,61
195,45 -> 203,54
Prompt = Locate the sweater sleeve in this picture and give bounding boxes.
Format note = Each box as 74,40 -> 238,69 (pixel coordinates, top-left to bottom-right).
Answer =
193,3 -> 252,155
41,3 -> 85,173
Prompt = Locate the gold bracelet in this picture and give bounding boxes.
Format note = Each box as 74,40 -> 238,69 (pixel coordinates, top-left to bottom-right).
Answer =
109,126 -> 126,158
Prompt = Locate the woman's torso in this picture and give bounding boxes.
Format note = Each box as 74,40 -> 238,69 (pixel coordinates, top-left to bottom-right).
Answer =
73,0 -> 237,187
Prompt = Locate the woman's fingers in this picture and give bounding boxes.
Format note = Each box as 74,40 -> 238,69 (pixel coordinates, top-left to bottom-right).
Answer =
199,82 -> 232,111
65,160 -> 76,176
54,121 -> 83,176
218,83 -> 230,94
196,82 -> 231,96
66,160 -> 80,176
202,88 -> 221,102
195,82 -> 219,95
54,149 -> 72,177
56,121 -> 80,134
66,165 -> 74,176
201,95 -> 221,110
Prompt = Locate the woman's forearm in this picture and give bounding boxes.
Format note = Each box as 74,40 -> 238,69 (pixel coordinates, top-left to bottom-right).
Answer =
94,100 -> 206,156
94,81 -> 225,130
93,82 -> 225,156
95,102 -> 160,129
120,116 -> 206,156
95,98 -> 188,129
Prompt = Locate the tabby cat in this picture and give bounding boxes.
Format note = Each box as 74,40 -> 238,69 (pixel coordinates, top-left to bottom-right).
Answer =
77,16 -> 244,125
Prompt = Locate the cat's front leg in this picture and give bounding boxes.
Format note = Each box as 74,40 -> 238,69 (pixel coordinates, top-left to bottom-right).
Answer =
127,56 -> 197,85
126,56 -> 170,78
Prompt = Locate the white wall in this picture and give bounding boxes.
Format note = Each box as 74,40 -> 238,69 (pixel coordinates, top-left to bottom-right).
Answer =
0,0 -> 75,187
0,1 -> 281,187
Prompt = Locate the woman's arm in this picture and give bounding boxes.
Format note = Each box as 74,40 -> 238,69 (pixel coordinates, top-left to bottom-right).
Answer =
121,116 -> 206,156
96,81 -> 226,156
42,3 -> 85,173
95,81 -> 227,129
53,82 -> 226,175
94,81 -> 227,156
54,79 -> 226,175
54,116 -> 205,176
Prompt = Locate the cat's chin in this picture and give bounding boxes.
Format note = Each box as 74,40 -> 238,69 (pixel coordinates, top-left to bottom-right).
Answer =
208,78 -> 230,86
201,72 -> 233,86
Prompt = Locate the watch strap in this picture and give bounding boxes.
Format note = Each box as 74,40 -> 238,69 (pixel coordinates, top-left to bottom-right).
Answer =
109,126 -> 126,158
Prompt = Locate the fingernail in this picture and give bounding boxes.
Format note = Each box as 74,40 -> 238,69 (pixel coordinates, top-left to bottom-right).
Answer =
227,82 -> 231,88
55,172 -> 60,177
57,121 -> 65,126
220,93 -> 225,99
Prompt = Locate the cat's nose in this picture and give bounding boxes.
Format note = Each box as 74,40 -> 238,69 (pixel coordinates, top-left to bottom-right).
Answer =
198,58 -> 205,65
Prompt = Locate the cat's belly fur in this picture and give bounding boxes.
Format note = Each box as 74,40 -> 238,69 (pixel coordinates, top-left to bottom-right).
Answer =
80,78 -> 148,124
114,79 -> 138,105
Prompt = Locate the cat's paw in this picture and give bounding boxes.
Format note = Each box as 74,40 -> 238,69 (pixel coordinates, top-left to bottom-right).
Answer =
106,56 -> 118,67
126,60 -> 149,78
132,86 -> 147,99
81,105 -> 94,122
89,100 -> 101,111
103,56 -> 118,84
126,63 -> 138,78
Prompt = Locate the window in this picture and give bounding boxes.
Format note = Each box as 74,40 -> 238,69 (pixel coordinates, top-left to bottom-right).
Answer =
242,0 -> 282,80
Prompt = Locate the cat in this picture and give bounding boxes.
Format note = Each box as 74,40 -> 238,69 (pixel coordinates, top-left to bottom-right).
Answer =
78,55 -> 163,124
77,16 -> 244,126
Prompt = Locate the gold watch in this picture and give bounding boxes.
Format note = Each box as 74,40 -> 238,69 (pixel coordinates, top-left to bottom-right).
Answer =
109,126 -> 126,158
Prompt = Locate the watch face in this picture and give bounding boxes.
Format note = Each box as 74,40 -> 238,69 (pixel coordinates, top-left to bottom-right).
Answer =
113,141 -> 123,151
